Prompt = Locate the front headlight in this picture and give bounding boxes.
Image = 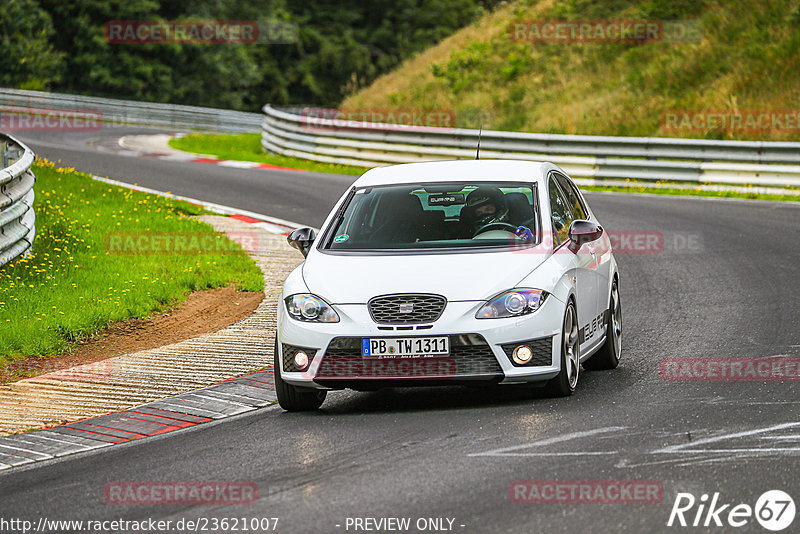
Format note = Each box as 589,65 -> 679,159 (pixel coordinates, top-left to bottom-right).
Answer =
285,294 -> 340,323
475,289 -> 548,319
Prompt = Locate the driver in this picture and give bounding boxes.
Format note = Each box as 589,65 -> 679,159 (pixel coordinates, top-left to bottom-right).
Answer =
460,187 -> 533,241
461,187 -> 508,233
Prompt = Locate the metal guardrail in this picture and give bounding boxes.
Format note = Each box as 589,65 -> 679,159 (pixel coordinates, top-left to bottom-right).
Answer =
0,134 -> 35,267
261,105 -> 800,188
0,88 -> 262,133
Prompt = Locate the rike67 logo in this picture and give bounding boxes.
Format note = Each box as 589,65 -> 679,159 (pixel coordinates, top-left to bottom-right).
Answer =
668,490 -> 795,531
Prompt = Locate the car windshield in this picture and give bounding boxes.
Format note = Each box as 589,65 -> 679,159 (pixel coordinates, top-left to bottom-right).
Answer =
323,182 -> 539,251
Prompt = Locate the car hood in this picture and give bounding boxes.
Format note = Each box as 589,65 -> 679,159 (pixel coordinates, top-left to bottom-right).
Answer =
302,249 -> 549,303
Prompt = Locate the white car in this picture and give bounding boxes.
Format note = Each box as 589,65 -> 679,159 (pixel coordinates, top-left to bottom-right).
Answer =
275,160 -> 621,411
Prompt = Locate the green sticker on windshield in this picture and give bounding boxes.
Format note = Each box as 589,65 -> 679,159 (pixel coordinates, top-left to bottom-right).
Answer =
333,234 -> 349,243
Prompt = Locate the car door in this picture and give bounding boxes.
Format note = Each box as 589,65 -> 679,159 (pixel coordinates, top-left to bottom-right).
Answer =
549,173 -> 603,353
557,173 -> 613,316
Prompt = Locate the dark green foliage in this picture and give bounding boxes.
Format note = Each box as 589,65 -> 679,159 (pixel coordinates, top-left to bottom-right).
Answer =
3,0 -> 503,109
0,0 -> 64,89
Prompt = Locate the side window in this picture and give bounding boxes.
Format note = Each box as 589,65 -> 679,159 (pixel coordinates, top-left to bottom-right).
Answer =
554,173 -> 587,221
548,177 -> 574,245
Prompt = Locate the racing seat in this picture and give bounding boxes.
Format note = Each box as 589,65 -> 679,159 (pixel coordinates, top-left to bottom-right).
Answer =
370,193 -> 426,244
505,192 -> 536,230
419,209 -> 447,240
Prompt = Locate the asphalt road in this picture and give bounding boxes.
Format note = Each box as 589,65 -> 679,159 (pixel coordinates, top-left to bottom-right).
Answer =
13,127 -> 354,226
2,128 -> 799,533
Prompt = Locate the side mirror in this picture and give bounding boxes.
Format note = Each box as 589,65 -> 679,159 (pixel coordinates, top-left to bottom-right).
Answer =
287,227 -> 316,257
568,220 -> 603,253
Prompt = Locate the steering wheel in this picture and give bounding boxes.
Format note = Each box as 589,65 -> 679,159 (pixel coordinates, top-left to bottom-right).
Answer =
472,222 -> 519,238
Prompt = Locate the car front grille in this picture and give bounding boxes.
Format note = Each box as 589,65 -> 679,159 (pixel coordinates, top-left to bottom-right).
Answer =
315,334 -> 503,379
500,336 -> 553,366
367,294 -> 447,324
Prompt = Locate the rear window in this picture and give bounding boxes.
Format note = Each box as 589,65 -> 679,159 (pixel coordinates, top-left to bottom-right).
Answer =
323,182 -> 540,251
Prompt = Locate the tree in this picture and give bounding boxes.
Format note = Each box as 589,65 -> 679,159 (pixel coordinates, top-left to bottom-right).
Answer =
0,0 -> 64,90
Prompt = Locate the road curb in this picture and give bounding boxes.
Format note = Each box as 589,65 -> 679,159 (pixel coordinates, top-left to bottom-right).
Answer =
0,215 -> 304,470
108,133 -> 308,174
0,369 -> 279,470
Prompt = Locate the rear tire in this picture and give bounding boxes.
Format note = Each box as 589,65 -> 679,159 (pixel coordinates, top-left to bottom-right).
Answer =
544,300 -> 580,397
583,280 -> 622,371
274,338 -> 327,411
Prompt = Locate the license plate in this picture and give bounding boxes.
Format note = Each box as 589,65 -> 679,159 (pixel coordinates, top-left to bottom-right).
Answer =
362,337 -> 450,358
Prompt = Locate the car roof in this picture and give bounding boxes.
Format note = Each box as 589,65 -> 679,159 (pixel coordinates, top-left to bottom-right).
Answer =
352,160 -> 561,187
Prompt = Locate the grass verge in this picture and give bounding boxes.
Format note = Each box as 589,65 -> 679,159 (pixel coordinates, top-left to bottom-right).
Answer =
0,160 -> 265,364
169,133 -> 365,175
581,182 -> 800,202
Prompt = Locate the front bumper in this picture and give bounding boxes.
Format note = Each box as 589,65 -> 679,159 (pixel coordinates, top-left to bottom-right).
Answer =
276,296 -> 565,389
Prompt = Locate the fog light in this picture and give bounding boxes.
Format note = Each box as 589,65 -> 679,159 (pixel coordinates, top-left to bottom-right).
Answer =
512,345 -> 533,365
294,351 -> 309,370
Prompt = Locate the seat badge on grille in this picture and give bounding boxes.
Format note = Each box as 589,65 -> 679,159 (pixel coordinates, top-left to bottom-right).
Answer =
398,302 -> 414,314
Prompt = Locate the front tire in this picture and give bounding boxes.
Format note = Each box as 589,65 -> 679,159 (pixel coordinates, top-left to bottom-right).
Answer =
274,338 -> 326,411
583,280 -> 622,371
544,300 -> 580,397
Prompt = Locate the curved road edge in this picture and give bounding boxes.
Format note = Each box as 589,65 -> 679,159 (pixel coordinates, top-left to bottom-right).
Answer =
0,207 -> 308,471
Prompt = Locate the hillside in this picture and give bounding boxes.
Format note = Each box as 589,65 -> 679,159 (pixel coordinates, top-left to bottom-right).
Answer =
342,0 -> 800,141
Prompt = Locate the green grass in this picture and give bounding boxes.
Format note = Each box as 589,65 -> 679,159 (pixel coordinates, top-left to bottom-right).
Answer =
0,160 -> 265,363
169,133 -> 365,175
582,183 -> 800,202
